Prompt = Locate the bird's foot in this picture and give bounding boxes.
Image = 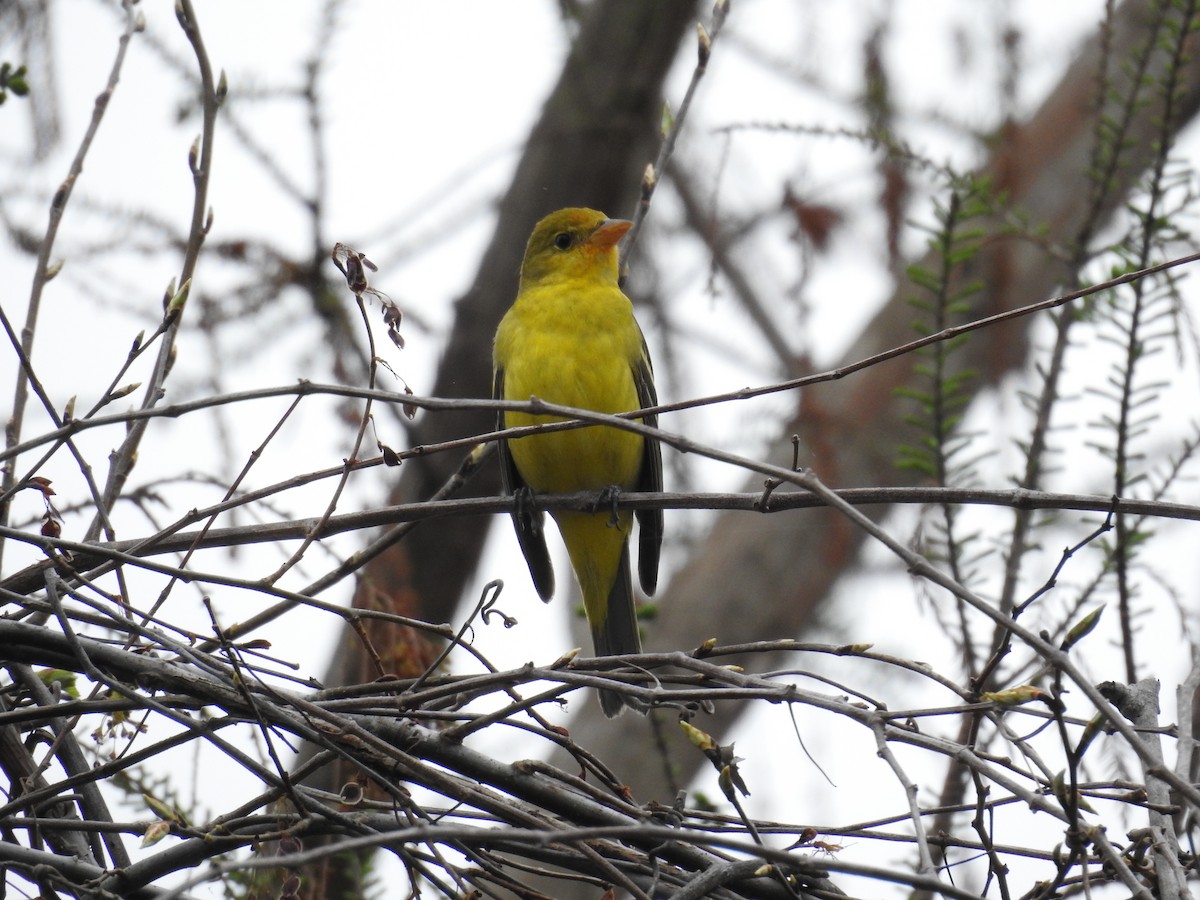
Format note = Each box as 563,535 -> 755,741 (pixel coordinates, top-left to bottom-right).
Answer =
593,484 -> 622,528
514,485 -> 538,522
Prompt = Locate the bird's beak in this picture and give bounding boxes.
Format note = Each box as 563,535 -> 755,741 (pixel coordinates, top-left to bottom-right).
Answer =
588,218 -> 633,248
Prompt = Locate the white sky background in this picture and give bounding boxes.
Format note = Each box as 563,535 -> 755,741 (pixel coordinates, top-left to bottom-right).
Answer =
3,0 -> 1199,896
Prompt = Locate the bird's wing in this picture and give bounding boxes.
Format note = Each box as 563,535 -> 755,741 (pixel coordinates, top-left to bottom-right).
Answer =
633,334 -> 663,596
494,366 -> 555,601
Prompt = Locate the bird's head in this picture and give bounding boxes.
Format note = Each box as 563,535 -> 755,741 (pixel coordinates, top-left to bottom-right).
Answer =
519,207 -> 632,289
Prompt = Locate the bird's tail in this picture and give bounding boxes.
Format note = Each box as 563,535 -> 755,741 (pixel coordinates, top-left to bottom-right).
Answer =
590,541 -> 642,717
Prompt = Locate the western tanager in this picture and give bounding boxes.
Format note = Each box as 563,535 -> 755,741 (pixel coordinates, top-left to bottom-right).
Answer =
493,207 -> 662,717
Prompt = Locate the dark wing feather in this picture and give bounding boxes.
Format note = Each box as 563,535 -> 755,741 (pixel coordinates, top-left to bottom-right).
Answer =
494,366 -> 555,601
632,334 -> 663,596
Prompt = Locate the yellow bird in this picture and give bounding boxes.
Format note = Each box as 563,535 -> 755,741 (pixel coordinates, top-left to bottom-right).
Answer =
493,208 -> 662,717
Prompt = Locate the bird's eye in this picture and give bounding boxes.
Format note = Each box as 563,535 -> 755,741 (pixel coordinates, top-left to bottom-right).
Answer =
553,232 -> 573,250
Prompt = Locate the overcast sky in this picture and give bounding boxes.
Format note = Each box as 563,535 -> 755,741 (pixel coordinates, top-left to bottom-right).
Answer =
3,3 -> 1183,896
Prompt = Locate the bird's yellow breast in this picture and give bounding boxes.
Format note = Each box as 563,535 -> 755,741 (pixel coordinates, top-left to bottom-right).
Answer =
495,281 -> 645,496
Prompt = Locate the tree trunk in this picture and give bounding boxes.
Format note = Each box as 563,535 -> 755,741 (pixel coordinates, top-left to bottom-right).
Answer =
562,0 -> 1200,802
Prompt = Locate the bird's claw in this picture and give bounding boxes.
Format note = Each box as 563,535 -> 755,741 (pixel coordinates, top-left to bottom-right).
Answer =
593,484 -> 622,528
514,485 -> 537,521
